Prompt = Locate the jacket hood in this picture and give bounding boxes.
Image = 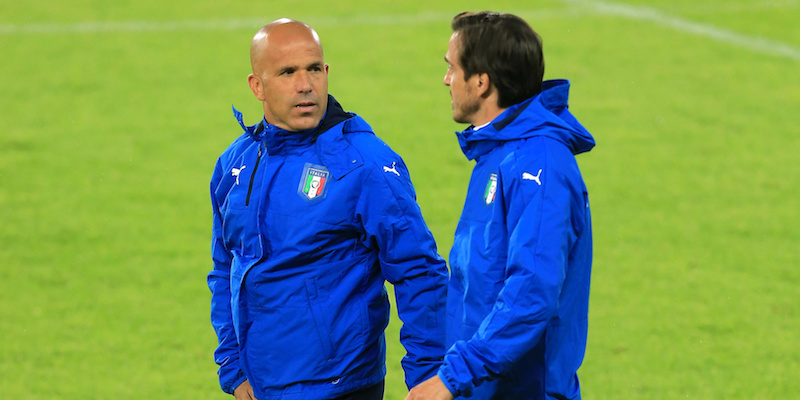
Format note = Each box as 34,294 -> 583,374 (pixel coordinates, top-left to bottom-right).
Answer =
456,79 -> 595,161
233,94 -> 355,150
231,95 -> 371,179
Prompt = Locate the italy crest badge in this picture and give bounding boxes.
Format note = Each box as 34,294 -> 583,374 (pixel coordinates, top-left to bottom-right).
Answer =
484,173 -> 498,205
299,163 -> 330,201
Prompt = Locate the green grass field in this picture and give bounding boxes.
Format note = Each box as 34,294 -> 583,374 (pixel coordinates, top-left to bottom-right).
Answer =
2,0 -> 799,399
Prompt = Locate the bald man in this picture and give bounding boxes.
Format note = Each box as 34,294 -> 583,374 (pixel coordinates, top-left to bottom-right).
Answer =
208,19 -> 448,400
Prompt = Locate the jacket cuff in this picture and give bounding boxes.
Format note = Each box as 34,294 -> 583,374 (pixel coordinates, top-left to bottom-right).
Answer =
437,369 -> 459,398
221,369 -> 247,395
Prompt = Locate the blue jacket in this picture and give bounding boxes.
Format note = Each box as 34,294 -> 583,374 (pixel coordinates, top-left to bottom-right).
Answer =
208,96 -> 448,400
439,80 -> 595,399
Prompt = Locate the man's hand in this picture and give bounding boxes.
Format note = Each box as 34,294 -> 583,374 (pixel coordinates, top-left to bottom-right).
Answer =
233,380 -> 257,400
405,374 -> 454,400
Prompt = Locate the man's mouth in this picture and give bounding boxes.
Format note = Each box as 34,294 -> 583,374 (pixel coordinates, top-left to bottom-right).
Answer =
295,101 -> 317,112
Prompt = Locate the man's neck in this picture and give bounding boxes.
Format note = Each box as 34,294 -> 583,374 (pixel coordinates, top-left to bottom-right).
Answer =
472,106 -> 506,128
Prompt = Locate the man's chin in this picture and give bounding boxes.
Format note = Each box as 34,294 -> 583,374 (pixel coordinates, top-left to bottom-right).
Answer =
287,115 -> 323,132
452,114 -> 469,124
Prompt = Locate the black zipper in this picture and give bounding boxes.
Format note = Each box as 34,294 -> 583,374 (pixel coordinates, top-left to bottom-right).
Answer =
245,144 -> 262,206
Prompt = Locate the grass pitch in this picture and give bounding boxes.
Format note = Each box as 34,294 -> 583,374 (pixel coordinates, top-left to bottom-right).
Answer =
1,0 -> 799,399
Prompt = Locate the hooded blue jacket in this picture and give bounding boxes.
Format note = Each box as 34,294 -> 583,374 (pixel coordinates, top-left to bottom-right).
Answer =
208,96 -> 448,400
439,80 -> 595,399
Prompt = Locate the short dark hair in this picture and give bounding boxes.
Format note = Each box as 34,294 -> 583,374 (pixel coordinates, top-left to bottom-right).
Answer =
451,11 -> 544,108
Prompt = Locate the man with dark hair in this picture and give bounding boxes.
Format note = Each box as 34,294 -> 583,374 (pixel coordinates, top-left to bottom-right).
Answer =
406,11 -> 596,400
208,18 -> 448,400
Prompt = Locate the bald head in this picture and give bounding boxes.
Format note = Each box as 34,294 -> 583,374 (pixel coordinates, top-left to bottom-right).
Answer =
246,18 -> 329,132
250,19 -> 323,76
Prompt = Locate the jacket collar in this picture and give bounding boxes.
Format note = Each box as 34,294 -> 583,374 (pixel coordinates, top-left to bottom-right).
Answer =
232,95 -> 364,180
233,95 -> 354,145
456,79 -> 595,161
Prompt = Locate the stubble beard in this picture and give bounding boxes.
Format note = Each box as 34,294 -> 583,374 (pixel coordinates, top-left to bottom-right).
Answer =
453,97 -> 481,125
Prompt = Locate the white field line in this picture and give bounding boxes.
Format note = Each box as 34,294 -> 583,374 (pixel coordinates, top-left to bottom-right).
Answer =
0,10 -> 587,35
2,2 -> 798,62
564,0 -> 800,62
0,18 -> 271,34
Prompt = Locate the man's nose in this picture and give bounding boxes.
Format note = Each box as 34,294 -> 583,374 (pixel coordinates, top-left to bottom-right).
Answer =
296,71 -> 313,92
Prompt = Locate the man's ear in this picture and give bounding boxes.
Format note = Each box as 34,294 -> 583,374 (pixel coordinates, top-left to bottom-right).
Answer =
475,72 -> 492,98
248,73 -> 265,101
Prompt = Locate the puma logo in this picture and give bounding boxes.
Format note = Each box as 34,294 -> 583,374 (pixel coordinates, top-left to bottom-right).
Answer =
383,162 -> 400,176
522,169 -> 542,185
232,165 -> 246,185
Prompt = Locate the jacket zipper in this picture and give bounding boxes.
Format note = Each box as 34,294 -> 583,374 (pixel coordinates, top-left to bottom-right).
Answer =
245,144 -> 262,206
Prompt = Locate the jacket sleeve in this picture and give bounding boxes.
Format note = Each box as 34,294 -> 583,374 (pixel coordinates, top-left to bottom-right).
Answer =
207,159 -> 247,394
356,157 -> 449,389
438,149 -> 575,397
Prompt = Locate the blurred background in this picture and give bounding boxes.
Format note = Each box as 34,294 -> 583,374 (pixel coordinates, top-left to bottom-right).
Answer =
1,0 -> 798,398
